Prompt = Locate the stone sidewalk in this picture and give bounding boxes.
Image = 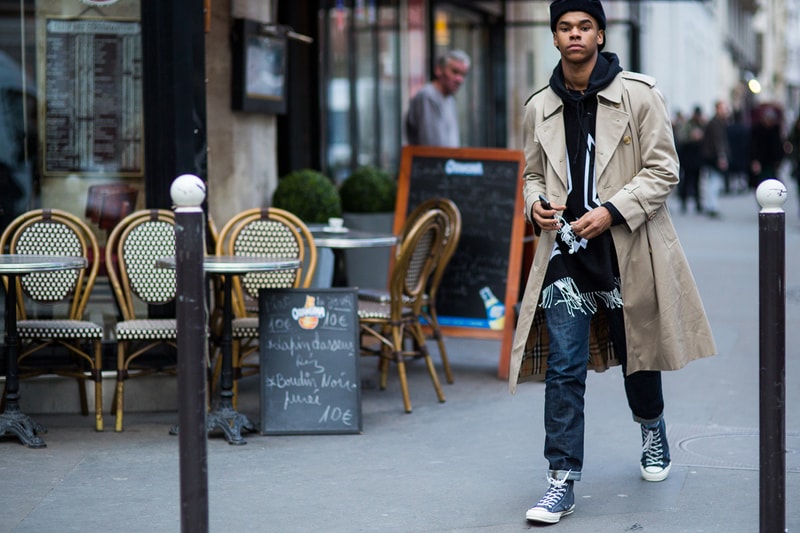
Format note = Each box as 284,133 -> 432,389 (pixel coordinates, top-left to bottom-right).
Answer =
1,184 -> 799,532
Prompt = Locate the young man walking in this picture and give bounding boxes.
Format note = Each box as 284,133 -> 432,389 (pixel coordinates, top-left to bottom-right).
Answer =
508,0 -> 716,524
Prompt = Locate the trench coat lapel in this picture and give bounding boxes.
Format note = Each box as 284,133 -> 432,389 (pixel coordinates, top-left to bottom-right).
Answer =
537,90 -> 568,188
595,79 -> 628,182
537,83 -> 630,188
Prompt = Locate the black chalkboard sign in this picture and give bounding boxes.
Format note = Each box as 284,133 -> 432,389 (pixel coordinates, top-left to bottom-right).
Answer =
395,146 -> 526,378
258,288 -> 362,435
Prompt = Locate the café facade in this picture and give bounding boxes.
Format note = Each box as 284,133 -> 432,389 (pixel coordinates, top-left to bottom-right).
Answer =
0,0 -> 762,338
0,0 -> 763,233
0,0 -> 525,234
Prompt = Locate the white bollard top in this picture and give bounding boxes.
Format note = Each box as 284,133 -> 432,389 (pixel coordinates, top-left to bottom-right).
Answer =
170,174 -> 206,208
756,179 -> 787,213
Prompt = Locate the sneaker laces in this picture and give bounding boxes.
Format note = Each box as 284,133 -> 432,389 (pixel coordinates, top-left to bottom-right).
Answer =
642,426 -> 665,467
536,472 -> 571,508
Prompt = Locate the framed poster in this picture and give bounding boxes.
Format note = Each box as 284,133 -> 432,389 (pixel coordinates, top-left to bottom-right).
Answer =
395,146 -> 526,378
231,18 -> 287,115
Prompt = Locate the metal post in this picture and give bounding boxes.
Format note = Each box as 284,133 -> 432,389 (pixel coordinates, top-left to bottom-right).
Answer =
756,178 -> 787,533
171,174 -> 209,533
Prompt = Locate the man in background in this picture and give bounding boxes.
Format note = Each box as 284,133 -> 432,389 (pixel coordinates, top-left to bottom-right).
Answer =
405,49 -> 470,147
701,100 -> 730,218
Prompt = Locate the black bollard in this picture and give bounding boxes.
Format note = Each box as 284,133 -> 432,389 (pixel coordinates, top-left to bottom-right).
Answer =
756,179 -> 787,533
171,175 -> 209,533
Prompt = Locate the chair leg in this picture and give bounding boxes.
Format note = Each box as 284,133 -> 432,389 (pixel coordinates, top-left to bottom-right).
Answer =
395,354 -> 412,413
428,311 -> 453,384
77,373 -> 89,416
379,349 -> 390,390
410,325 -> 445,404
424,353 -> 446,403
114,379 -> 125,432
115,343 -> 126,432
93,340 -> 104,432
390,325 -> 413,413
62,340 -> 91,415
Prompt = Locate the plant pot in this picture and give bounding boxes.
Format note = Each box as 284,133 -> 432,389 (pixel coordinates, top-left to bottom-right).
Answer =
342,212 -> 395,290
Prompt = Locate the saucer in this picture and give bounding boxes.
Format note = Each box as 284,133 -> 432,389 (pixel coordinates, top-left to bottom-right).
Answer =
323,226 -> 349,233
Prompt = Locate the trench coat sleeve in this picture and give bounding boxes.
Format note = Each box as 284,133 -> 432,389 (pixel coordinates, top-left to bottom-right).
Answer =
603,80 -> 680,232
521,96 -> 552,229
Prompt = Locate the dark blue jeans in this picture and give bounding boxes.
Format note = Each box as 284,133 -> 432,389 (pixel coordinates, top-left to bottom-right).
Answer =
543,301 -> 663,481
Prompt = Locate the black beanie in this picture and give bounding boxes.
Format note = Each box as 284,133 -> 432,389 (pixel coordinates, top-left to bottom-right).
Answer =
549,0 -> 607,31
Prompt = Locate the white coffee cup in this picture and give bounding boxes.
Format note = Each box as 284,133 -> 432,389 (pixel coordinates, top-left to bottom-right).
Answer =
328,217 -> 344,229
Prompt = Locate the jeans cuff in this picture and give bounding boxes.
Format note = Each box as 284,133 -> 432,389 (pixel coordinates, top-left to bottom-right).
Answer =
634,412 -> 663,426
549,469 -> 581,482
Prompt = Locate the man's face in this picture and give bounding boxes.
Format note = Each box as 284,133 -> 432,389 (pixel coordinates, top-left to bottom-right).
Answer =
553,11 -> 603,65
437,59 -> 469,96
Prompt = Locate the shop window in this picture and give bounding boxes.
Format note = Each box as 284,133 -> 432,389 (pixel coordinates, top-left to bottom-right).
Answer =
320,0 -> 401,182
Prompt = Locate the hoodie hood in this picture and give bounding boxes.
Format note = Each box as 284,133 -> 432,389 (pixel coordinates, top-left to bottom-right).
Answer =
549,51 -> 622,165
549,51 -> 622,102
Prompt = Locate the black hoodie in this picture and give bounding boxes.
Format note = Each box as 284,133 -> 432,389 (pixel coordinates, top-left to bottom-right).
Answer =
540,52 -> 625,314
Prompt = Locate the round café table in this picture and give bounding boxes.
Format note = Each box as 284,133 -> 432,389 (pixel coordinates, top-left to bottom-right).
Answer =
308,226 -> 397,287
158,255 -> 301,445
0,254 -> 88,448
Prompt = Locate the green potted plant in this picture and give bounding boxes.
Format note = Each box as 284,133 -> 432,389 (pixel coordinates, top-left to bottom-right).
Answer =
271,168 -> 341,223
337,166 -> 397,290
271,168 -> 341,287
338,165 -> 397,214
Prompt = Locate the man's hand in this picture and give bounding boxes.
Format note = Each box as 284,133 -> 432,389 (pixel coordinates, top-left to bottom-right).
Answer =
570,207 -> 612,240
533,199 -> 566,231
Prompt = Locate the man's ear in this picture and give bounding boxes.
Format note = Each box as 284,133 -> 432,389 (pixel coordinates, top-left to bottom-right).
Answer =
597,30 -> 604,46
553,33 -> 558,49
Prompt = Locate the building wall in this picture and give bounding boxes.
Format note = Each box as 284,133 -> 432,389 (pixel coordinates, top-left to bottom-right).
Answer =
505,0 -> 769,146
205,0 -> 279,230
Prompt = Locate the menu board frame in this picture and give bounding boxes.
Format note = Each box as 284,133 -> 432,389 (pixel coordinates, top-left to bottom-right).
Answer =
395,146 -> 527,378
258,287 -> 362,435
39,16 -> 144,178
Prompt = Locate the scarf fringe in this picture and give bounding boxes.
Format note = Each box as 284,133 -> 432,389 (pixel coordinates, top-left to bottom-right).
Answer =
540,277 -> 623,317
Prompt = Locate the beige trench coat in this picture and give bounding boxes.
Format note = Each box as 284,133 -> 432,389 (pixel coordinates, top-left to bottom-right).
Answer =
509,71 -> 717,393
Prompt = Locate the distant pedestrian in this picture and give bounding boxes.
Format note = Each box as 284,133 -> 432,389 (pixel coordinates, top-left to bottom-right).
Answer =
726,110 -> 751,193
510,0 -> 717,525
786,113 -> 800,213
676,106 -> 706,213
749,105 -> 786,188
701,100 -> 730,218
405,49 -> 470,147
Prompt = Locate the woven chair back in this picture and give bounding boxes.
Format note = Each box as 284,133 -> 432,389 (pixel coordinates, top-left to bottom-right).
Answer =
0,208 -> 99,320
389,208 -> 447,316
105,209 -> 176,320
216,207 -> 317,317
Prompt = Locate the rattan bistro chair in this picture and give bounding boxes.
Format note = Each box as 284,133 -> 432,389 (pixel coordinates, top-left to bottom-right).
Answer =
214,207 -> 317,406
359,198 -> 462,383
0,209 -> 105,431
357,208 -> 448,413
105,209 -> 178,432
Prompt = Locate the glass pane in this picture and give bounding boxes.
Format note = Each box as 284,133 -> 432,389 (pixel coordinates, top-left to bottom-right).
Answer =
323,6 -> 352,183
377,25 -> 400,172
355,26 -> 376,167
0,6 -> 38,233
433,6 -> 487,148
322,1 -> 401,180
